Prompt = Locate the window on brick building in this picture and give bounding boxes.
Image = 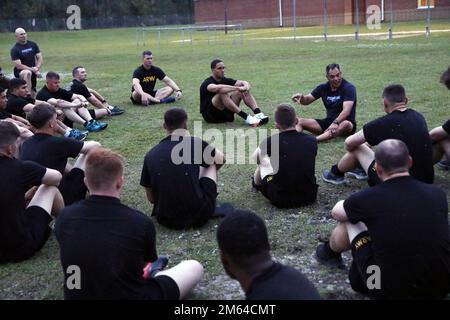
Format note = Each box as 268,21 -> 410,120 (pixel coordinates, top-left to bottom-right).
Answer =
418,0 -> 435,9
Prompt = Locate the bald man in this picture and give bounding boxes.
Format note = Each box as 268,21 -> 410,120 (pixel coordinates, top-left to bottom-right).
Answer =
10,28 -> 43,97
316,139 -> 450,299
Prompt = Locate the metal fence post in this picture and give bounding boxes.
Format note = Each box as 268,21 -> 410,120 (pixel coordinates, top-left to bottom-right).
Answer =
214,27 -> 218,45
240,24 -> 244,44
389,0 -> 393,40
426,0 -> 431,38
158,29 -> 161,47
207,27 -> 211,46
293,0 -> 297,41
354,0 -> 359,41
323,0 -> 328,41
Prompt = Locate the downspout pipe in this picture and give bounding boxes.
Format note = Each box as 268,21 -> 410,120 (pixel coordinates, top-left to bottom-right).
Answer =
279,0 -> 283,27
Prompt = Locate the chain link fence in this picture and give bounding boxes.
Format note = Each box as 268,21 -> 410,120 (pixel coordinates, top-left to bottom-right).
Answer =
0,14 -> 193,32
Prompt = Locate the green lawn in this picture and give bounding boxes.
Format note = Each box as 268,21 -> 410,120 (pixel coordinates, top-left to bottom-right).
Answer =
0,22 -> 449,300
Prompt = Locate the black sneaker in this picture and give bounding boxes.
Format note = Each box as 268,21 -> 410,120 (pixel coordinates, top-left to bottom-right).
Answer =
315,243 -> 345,269
143,255 -> 169,279
322,170 -> 346,185
67,129 -> 88,141
251,177 -> 262,192
346,168 -> 368,180
254,113 -> 269,125
212,203 -> 235,218
160,97 -> 176,104
109,106 -> 125,116
437,159 -> 450,170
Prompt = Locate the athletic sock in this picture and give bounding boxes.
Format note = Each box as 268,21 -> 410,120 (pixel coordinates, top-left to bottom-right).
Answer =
254,108 -> 262,115
238,111 -> 248,120
323,242 -> 341,257
331,164 -> 345,177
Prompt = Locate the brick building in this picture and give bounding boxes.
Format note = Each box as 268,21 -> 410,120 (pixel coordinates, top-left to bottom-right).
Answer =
194,0 -> 450,28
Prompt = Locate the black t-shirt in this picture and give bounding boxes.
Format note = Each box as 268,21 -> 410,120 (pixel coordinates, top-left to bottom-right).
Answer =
0,109 -> 12,119
36,86 -> 73,102
260,130 -> 317,194
10,41 -> 40,71
311,78 -> 357,123
246,262 -> 321,300
200,76 -> 237,113
344,176 -> 450,299
54,195 -> 158,300
0,156 -> 46,256
132,65 -> 166,94
442,118 -> 450,135
67,79 -> 91,99
140,135 -> 216,222
20,133 -> 83,174
6,94 -> 34,118
363,109 -> 434,184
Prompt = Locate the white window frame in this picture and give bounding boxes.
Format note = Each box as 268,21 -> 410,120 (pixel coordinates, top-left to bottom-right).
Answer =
418,0 -> 435,9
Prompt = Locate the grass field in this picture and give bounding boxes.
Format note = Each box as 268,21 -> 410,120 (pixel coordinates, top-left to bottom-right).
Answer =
0,21 -> 449,300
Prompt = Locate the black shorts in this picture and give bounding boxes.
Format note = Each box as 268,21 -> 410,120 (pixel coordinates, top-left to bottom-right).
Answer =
130,90 -> 158,105
258,176 -> 318,209
14,69 -> 37,91
143,275 -> 180,300
60,168 -> 88,206
348,231 -> 376,295
0,206 -> 52,264
202,103 -> 235,124
315,118 -> 357,135
158,177 -> 217,230
367,160 -> 381,187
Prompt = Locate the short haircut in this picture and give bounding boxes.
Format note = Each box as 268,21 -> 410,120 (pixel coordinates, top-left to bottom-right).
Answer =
164,108 -> 188,131
211,59 -> 223,70
217,210 -> 271,269
9,78 -> 27,91
326,63 -> 341,74
46,71 -> 60,80
0,121 -> 20,149
275,104 -> 297,130
15,28 -> 26,35
72,66 -> 83,77
382,84 -> 406,105
85,148 -> 124,191
375,139 -> 410,175
142,50 -> 152,57
0,87 -> 5,95
440,66 -> 450,90
28,104 -> 56,129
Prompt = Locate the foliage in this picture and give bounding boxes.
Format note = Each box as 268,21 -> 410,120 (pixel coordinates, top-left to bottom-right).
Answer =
0,0 -> 193,19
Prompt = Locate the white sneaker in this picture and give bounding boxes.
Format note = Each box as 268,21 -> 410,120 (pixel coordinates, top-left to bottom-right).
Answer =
254,113 -> 269,125
245,115 -> 261,127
